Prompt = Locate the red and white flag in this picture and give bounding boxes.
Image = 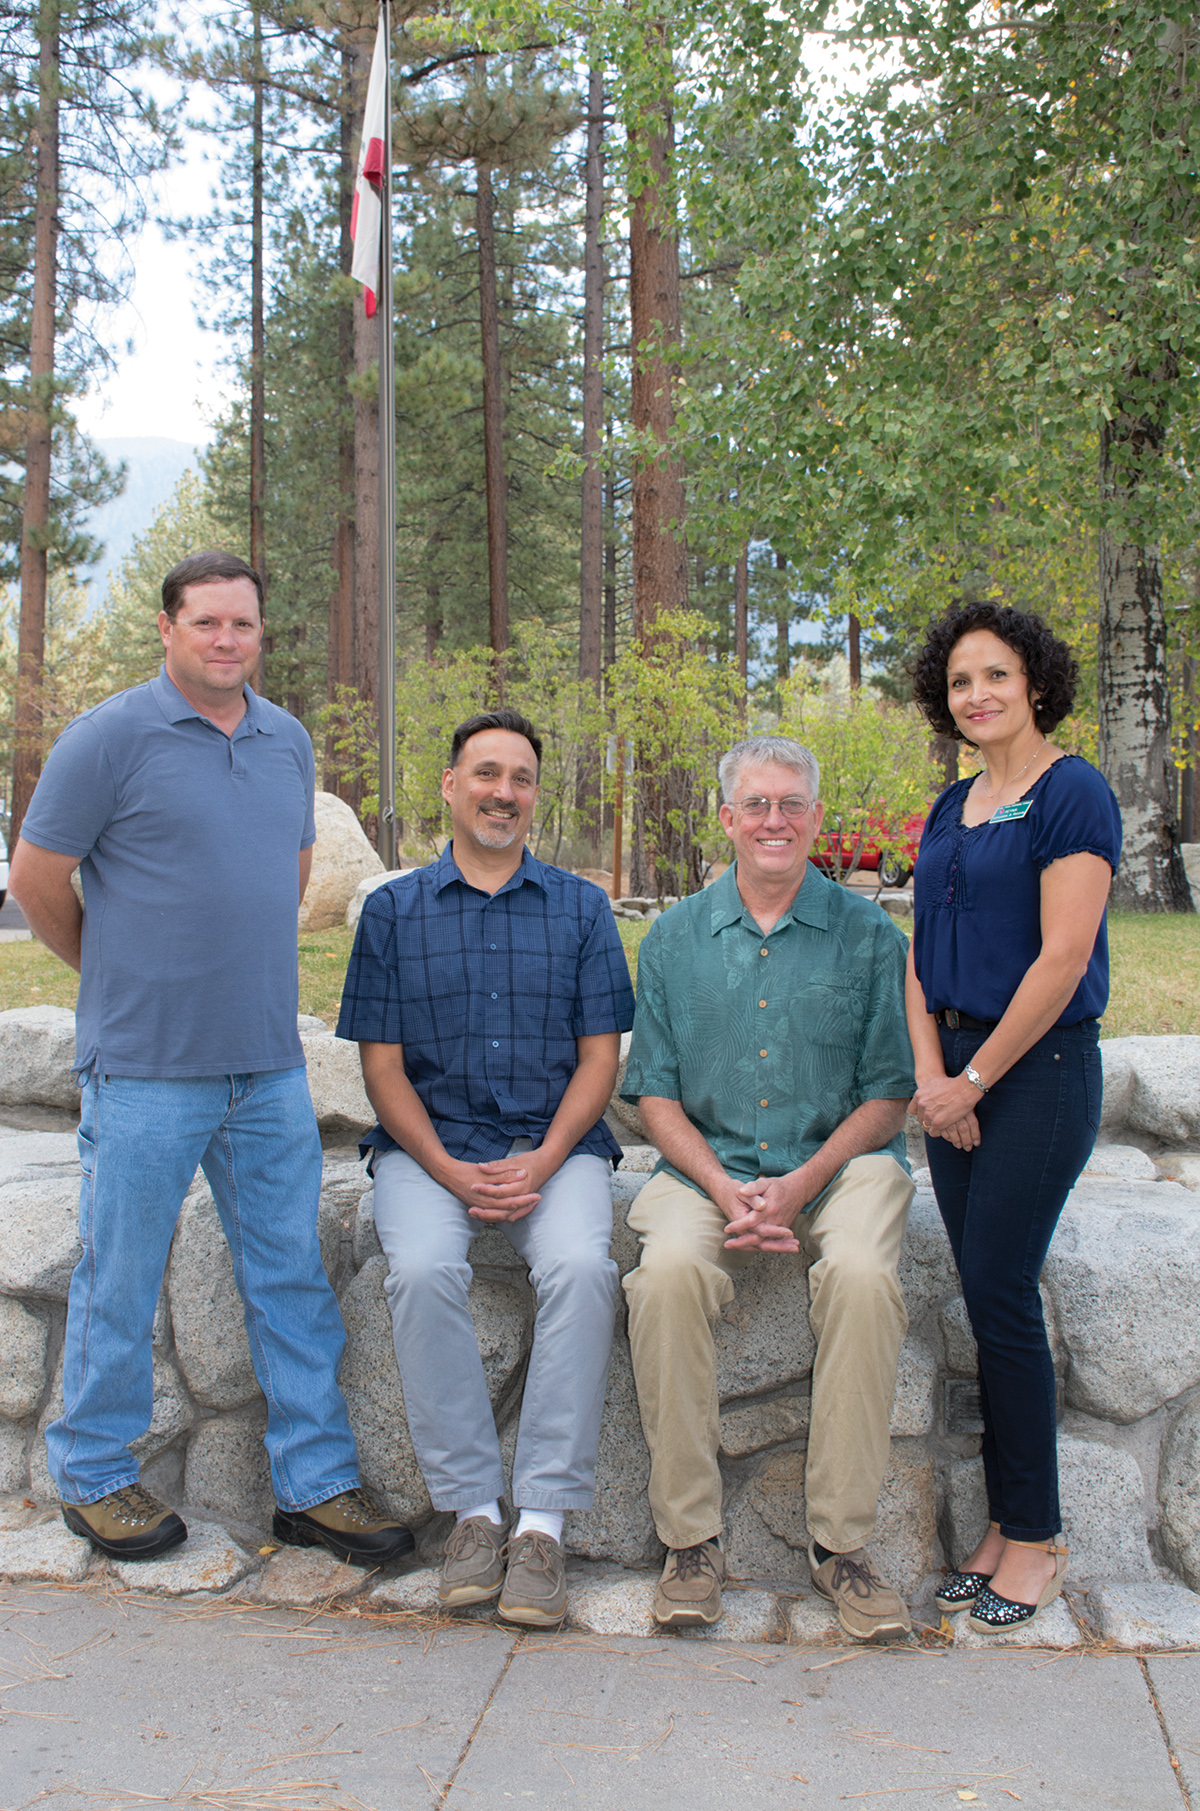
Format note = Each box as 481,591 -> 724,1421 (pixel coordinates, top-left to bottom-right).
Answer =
350,13 -> 388,317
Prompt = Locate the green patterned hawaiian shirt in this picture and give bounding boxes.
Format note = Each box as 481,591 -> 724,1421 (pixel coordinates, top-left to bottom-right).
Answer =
620,862 -> 915,1200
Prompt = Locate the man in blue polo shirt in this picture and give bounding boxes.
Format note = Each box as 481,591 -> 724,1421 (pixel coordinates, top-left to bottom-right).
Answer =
338,708 -> 635,1627
10,551 -> 412,1569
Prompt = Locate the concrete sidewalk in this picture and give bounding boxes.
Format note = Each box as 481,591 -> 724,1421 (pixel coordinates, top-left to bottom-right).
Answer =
2,1577 -> 1195,1811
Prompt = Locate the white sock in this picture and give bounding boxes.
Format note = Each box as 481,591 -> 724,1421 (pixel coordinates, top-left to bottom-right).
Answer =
515,1508 -> 564,1543
457,1500 -> 503,1527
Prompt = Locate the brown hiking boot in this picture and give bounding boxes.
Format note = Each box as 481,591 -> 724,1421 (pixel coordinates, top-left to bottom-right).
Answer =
61,1484 -> 187,1560
499,1530 -> 568,1628
808,1542 -> 911,1642
439,1515 -> 510,1606
272,1488 -> 415,1568
653,1539 -> 724,1628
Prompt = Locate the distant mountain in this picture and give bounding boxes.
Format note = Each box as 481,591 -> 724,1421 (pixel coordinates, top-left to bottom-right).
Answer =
81,437 -> 199,608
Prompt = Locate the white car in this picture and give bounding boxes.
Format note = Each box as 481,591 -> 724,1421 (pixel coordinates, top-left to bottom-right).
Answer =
0,831 -> 8,910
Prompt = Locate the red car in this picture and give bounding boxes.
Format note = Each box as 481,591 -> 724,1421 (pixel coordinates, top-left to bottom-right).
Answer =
810,813 -> 925,888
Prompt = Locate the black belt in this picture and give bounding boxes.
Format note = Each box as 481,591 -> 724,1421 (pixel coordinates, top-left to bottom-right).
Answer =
935,1008 -> 999,1032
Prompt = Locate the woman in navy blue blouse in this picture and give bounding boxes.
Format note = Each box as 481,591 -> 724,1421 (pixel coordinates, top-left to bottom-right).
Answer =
906,601 -> 1121,1635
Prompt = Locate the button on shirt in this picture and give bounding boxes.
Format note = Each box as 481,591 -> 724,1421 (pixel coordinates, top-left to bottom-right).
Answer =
620,863 -> 915,1196
18,668 -> 315,1079
337,844 -> 636,1164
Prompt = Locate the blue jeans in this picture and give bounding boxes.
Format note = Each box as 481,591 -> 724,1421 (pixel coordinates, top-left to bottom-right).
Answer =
926,1020 -> 1102,1542
371,1144 -> 619,1512
47,1067 -> 361,1510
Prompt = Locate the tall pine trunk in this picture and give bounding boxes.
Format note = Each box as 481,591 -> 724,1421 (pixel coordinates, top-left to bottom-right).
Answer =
576,65 -> 605,852
734,543 -> 748,713
12,5 -> 59,843
476,153 -> 509,665
628,32 -> 695,896
1098,414 -> 1192,911
848,612 -> 861,687
249,0 -> 267,694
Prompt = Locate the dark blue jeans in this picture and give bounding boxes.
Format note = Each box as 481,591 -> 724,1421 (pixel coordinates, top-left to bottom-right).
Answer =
926,1019 -> 1103,1542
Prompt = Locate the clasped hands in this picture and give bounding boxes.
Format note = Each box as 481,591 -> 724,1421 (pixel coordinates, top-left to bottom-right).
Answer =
446,1151 -> 553,1222
909,1073 -> 982,1151
720,1171 -> 811,1254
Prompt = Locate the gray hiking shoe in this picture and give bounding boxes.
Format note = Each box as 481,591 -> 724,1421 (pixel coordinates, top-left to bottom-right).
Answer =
439,1515 -> 509,1606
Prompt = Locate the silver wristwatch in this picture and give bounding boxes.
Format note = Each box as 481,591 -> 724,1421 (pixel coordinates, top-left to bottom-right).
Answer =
964,1064 -> 989,1094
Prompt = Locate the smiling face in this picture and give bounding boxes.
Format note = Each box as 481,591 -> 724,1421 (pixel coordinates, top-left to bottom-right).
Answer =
442,728 -> 539,855
946,628 -> 1039,748
718,758 -> 824,892
158,578 -> 263,709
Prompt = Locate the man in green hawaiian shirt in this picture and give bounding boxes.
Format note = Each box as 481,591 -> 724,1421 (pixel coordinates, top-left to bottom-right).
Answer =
620,734 -> 917,1642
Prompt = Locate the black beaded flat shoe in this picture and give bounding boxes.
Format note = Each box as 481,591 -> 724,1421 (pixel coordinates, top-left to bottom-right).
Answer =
934,1569 -> 992,1614
966,1545 -> 1068,1634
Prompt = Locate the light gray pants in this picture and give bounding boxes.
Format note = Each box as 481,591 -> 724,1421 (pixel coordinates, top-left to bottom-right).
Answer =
371,1144 -> 619,1512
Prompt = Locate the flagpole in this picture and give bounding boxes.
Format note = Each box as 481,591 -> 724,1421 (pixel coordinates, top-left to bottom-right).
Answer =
377,0 -> 397,870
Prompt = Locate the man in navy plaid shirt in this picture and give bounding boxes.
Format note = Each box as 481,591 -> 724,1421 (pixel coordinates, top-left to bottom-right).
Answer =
337,708 -> 634,1626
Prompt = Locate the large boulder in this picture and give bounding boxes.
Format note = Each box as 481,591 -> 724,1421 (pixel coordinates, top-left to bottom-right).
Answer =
346,869 -> 414,933
298,792 -> 384,933
0,1421 -> 27,1493
299,1027 -> 374,1136
565,1337 -> 658,1568
0,1296 -> 47,1419
0,1174 -> 82,1301
1099,1035 -> 1200,1144
873,1439 -> 942,1595
1182,842 -> 1200,909
168,1181 -> 261,1411
1159,1402 -> 1200,1591
898,1186 -> 959,1327
1057,1431 -> 1154,1581
715,1252 -> 815,1400
1042,1186 -> 1200,1422
129,1353 -> 196,1461
0,1007 -> 79,1111
184,1402 -> 273,1525
337,1257 -> 433,1526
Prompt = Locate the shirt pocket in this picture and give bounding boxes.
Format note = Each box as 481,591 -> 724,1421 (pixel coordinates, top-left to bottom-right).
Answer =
794,979 -> 866,1050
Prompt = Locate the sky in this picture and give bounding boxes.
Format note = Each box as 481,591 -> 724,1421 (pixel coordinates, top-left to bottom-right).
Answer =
73,125 -> 233,449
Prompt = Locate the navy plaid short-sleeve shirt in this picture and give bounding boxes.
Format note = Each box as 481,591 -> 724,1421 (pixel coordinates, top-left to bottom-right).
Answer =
337,843 -> 635,1164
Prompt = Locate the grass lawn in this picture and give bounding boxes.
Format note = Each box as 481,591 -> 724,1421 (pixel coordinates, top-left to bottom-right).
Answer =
0,905 -> 1194,1038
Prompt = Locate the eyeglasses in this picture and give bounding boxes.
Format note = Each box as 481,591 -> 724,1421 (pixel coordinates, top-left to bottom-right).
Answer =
734,795 -> 813,820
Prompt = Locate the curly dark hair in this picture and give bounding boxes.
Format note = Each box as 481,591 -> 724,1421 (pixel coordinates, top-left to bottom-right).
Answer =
910,600 -> 1079,743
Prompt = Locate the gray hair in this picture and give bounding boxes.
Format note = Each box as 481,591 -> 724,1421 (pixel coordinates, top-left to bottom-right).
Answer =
718,735 -> 820,806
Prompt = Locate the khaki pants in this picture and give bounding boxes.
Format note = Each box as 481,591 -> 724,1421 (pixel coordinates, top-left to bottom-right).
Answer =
622,1154 -> 913,1553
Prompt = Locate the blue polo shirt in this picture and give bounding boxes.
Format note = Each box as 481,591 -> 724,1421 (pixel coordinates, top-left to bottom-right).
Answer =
336,843 -> 636,1165
20,667 -> 316,1078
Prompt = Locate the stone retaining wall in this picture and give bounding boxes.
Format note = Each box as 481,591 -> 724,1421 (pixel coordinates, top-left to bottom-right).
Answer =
2,1011 -> 1199,1620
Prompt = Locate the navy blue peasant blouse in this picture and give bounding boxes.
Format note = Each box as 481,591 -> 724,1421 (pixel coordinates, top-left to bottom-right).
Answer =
912,754 -> 1122,1026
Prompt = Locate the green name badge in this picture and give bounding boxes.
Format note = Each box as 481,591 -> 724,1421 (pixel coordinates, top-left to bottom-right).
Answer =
990,800 -> 1033,823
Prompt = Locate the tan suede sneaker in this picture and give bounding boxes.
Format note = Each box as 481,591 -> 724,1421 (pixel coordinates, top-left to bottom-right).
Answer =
272,1488 -> 415,1568
808,1542 -> 911,1642
439,1515 -> 510,1606
653,1539 -> 725,1628
498,1530 -> 568,1628
62,1484 -> 187,1560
